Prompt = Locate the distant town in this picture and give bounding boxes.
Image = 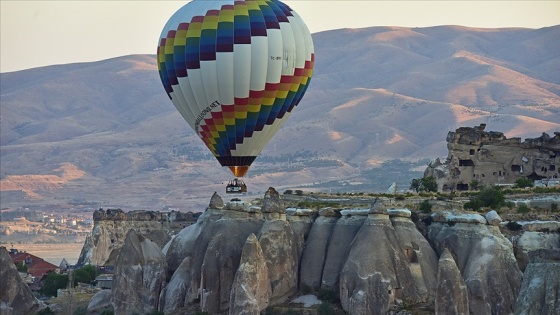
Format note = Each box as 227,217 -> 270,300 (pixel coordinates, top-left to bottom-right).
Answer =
0,207 -> 93,244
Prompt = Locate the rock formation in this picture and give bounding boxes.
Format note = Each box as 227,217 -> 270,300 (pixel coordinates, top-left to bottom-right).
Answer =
340,200 -> 421,315
428,211 -> 522,315
435,249 -> 469,315
160,200 -> 264,314
514,248 -> 560,315
98,188 -> 559,315
87,289 -> 112,313
229,234 -> 271,315
0,247 -> 41,315
511,220 -> 560,271
112,230 -> 167,315
425,124 -> 560,191
77,208 -> 198,266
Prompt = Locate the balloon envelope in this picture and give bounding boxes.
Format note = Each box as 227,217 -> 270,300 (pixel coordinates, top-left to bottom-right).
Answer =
157,0 -> 314,177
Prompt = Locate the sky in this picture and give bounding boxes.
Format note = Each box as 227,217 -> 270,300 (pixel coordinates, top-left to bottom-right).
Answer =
1,1 -> 559,73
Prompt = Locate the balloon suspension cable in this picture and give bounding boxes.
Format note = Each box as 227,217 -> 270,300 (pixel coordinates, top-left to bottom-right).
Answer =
228,166 -> 249,178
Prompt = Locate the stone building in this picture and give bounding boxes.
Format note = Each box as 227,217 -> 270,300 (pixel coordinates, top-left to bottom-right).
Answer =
425,124 -> 560,191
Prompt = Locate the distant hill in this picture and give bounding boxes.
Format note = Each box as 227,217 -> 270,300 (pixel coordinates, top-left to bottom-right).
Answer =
1,25 -> 559,210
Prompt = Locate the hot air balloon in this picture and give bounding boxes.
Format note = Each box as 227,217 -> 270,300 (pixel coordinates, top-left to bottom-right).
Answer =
157,0 -> 314,189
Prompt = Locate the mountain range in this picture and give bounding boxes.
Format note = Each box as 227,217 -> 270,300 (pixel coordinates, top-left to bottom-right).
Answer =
1,25 -> 559,210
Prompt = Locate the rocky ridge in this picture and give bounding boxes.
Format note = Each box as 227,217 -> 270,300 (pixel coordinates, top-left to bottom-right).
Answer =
97,188 -> 560,314
425,124 -> 560,191
77,208 -> 199,266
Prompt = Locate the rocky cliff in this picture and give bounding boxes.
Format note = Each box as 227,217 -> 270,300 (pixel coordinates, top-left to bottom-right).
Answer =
425,124 -> 560,191
0,247 -> 42,315
77,208 -> 198,266
101,188 -> 559,314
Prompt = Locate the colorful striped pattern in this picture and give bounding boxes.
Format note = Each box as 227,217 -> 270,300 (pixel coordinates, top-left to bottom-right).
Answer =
157,0 -> 314,169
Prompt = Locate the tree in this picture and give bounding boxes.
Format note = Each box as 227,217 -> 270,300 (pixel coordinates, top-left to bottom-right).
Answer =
410,179 -> 421,193
40,272 -> 68,297
470,179 -> 480,191
463,186 -> 505,211
551,202 -> 558,213
514,177 -> 533,189
410,177 -> 438,193
477,186 -> 505,209
73,265 -> 98,285
421,176 -> 438,192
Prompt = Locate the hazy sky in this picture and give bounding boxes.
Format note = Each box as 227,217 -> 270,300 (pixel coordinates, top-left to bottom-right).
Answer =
1,1 -> 559,73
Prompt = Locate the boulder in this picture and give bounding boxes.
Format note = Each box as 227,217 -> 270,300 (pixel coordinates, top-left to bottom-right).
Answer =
87,289 -> 112,313
261,187 -> 284,213
112,230 -> 167,315
209,192 -> 224,209
0,247 -> 41,315
435,249 -> 469,315
485,210 -> 502,226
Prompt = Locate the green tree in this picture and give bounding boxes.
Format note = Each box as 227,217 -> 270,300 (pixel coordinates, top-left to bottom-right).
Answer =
477,186 -> 505,209
421,176 -> 438,192
40,272 -> 68,297
410,178 -> 421,193
550,202 -> 558,213
73,265 -> 98,285
514,177 -> 533,188
410,176 -> 438,193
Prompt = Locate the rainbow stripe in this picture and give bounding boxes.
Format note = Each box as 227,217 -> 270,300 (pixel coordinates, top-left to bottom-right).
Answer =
158,0 -> 314,168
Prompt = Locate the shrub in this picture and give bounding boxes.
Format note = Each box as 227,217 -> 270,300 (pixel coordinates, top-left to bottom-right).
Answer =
514,177 -> 533,188
17,261 -> 28,273
284,190 -> 293,195
517,203 -> 531,215
418,200 -> 432,214
464,199 -> 482,211
551,203 -> 558,213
